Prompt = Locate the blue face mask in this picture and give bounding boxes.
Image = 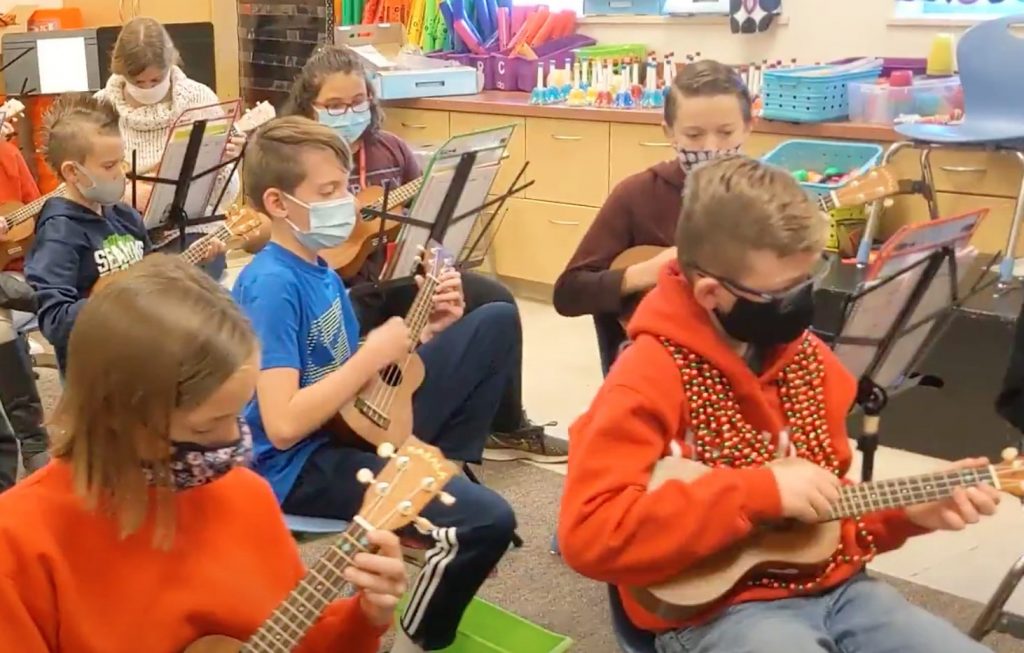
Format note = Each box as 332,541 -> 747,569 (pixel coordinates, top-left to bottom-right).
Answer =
284,193 -> 357,251
317,107 -> 372,145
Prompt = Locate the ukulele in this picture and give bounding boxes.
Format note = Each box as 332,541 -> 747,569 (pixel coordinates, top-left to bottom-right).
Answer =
91,205 -> 265,295
320,175 -> 425,280
184,436 -> 459,653
0,184 -> 67,269
609,164 -> 910,328
632,448 -> 1024,621
328,247 -> 452,449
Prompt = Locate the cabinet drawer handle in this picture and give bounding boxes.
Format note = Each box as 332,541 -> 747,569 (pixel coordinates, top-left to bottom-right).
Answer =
548,219 -> 581,226
401,122 -> 428,129
639,141 -> 671,148
551,135 -> 583,141
940,165 -> 987,173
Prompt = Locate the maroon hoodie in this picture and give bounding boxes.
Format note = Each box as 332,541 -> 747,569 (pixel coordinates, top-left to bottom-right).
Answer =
552,160 -> 685,370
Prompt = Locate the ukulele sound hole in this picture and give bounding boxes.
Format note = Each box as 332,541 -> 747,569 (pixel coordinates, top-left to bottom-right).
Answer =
378,364 -> 404,387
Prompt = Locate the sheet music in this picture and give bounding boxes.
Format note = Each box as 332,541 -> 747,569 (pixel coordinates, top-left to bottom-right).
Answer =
383,125 -> 513,280
143,102 -> 238,230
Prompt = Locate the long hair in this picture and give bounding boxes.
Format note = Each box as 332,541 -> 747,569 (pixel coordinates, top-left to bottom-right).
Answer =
282,45 -> 382,137
110,16 -> 181,78
51,254 -> 258,547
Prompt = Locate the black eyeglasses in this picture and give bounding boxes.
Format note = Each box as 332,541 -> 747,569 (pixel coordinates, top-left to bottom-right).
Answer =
686,254 -> 833,303
319,100 -> 371,116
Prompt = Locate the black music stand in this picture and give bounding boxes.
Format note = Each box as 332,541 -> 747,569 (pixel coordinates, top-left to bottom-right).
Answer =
129,118 -> 244,252
827,247 -> 996,482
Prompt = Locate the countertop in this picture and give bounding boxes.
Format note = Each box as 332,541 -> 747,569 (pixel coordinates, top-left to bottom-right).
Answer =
384,91 -> 902,142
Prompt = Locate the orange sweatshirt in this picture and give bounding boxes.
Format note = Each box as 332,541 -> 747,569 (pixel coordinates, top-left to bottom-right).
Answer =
558,262 -> 929,632
0,140 -> 41,272
0,463 -> 386,653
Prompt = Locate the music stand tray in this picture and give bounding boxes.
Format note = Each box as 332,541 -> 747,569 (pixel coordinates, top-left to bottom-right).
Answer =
829,208 -> 993,481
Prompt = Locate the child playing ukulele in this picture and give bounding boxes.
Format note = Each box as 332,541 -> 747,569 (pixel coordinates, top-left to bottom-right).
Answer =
282,45 -> 567,464
554,60 -> 753,375
558,155 -> 1000,653
0,254 -> 406,652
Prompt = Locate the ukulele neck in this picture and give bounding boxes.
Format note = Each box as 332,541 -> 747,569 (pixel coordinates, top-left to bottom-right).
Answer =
6,185 -> 67,228
180,225 -> 231,265
401,270 -> 441,351
367,178 -> 423,214
817,192 -> 838,213
242,520 -> 374,653
825,466 -> 997,521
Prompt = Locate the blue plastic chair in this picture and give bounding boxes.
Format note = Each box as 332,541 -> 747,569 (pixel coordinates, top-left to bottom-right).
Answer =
607,584 -> 658,653
284,514 -> 349,541
890,14 -> 1024,283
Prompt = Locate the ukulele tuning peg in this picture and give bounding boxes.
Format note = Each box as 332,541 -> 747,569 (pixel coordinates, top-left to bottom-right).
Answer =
398,500 -> 414,515
375,481 -> 390,496
414,517 -> 436,534
377,442 -> 396,458
396,456 -> 410,470
420,476 -> 437,490
439,492 -> 456,506
356,468 -> 375,484
1003,447 -> 1020,462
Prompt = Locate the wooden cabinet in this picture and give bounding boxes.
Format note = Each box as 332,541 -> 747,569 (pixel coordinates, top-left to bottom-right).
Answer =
742,133 -> 787,159
892,148 -> 1024,199
525,118 -> 609,207
382,108 -> 450,149
609,124 -> 673,191
449,111 -> 526,196
491,198 -> 598,284
885,193 -> 1020,256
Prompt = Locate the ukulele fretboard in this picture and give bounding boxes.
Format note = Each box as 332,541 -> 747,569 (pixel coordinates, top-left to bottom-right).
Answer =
365,178 -> 424,215
180,225 -> 232,265
826,466 -> 997,521
243,522 -> 372,652
5,185 -> 68,228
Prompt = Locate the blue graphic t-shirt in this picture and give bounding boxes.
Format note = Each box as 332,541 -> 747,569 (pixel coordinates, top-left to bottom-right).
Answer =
232,242 -> 362,503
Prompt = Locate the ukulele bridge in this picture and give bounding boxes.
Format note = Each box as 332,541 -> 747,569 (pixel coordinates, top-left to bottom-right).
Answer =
355,397 -> 392,430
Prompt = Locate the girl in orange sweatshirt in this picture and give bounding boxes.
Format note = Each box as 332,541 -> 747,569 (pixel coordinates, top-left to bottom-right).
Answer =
558,156 -> 999,653
0,254 -> 407,653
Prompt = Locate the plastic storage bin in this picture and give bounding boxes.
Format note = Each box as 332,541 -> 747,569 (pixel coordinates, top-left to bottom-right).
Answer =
761,139 -> 884,255
761,61 -> 883,123
848,76 -> 963,125
583,0 -> 663,15
399,596 -> 574,652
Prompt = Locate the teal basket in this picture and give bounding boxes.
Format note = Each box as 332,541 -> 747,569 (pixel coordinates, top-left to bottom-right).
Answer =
400,596 -> 574,652
760,139 -> 884,199
761,63 -> 882,123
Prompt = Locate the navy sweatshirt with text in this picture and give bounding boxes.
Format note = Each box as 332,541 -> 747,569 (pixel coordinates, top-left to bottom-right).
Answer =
24,197 -> 151,371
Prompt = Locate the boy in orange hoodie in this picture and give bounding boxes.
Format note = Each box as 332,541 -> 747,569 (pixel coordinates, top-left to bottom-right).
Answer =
0,255 -> 406,653
558,155 -> 1000,652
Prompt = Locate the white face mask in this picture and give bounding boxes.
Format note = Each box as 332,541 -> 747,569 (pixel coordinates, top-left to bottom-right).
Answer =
125,74 -> 171,105
283,193 -> 357,251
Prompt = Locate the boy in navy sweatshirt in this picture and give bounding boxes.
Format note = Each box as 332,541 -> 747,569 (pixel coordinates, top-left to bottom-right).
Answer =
24,94 -> 151,373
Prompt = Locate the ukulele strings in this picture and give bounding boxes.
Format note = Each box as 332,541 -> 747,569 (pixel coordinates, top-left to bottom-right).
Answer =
366,263 -> 440,412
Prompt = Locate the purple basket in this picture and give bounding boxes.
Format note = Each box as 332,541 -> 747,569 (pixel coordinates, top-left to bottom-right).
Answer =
429,34 -> 595,91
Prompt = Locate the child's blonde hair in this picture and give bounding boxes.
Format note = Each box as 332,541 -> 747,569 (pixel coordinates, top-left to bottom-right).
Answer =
110,17 -> 180,79
243,116 -> 353,214
42,93 -> 121,177
51,254 -> 257,548
676,155 -> 827,279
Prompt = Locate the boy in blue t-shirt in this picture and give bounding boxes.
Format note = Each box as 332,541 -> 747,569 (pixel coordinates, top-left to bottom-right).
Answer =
233,116 -> 516,653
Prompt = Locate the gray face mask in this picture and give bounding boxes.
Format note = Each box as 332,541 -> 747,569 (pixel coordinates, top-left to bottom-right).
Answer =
74,164 -> 126,206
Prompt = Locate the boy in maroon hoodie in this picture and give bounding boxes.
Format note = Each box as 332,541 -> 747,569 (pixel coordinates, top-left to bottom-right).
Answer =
553,60 -> 753,374
559,155 -> 999,653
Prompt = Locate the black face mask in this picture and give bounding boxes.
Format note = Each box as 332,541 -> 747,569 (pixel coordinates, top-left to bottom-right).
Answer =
714,284 -> 815,348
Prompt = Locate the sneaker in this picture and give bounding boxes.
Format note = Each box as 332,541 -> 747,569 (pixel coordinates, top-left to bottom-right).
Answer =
484,420 -> 568,464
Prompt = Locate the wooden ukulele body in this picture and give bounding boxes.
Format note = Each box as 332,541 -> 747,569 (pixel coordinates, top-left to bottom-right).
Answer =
182,635 -> 244,653
0,201 -> 34,269
321,185 -> 402,280
632,456 -> 841,621
330,353 -> 425,449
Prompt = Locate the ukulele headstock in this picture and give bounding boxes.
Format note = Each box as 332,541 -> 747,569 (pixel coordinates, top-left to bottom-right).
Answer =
224,204 -> 271,252
832,164 -> 904,209
354,437 -> 459,532
234,101 -> 276,135
993,447 -> 1024,498
418,243 -> 455,281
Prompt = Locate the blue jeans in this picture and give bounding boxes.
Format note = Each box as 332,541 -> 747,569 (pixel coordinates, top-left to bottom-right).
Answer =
655,573 -> 991,653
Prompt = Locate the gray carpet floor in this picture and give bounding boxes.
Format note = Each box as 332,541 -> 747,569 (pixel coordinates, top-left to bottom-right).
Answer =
298,461 -> 1024,653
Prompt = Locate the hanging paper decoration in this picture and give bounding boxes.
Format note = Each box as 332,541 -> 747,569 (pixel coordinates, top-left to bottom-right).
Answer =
730,0 -> 782,34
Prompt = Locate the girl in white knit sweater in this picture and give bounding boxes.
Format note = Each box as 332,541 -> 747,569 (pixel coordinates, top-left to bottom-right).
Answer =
95,17 -> 240,280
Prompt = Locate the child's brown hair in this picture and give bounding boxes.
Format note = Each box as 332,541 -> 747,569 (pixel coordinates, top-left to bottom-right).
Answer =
676,155 -> 826,279
42,93 -> 121,177
664,60 -> 753,126
51,254 -> 257,548
243,116 -> 353,214
110,17 -> 180,79
282,45 -> 382,136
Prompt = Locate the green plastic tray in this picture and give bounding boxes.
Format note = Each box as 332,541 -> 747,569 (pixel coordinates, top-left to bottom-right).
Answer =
573,44 -> 649,63
399,596 -> 573,652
